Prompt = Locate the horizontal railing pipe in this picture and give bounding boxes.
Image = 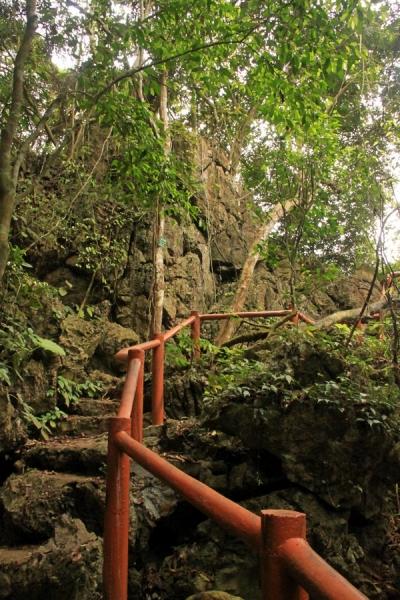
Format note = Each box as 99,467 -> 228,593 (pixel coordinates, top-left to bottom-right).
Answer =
163,315 -> 196,341
115,339 -> 161,363
298,312 -> 315,325
117,359 -> 141,419
200,310 -> 291,321
114,430 -> 262,551
277,537 -> 369,600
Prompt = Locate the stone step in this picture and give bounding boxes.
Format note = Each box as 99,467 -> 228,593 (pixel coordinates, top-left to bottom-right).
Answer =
54,415 -> 111,437
67,398 -> 120,417
20,422 -> 164,475
21,434 -> 109,475
54,411 -> 159,438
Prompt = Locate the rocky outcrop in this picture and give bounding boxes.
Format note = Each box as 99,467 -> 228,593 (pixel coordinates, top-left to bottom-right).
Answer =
0,516 -> 103,600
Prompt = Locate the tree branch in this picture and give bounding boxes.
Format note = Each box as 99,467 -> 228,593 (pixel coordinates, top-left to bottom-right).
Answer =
13,83 -> 75,187
23,87 -> 57,146
0,0 -> 37,166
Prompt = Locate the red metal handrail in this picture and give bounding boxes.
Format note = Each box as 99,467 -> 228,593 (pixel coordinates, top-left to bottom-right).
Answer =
103,308 -> 372,600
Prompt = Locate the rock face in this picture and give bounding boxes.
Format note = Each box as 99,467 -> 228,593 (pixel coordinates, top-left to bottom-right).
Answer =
204,390 -> 395,518
113,138 -> 257,338
202,335 -> 400,520
0,516 -> 103,600
1,370 -> 400,600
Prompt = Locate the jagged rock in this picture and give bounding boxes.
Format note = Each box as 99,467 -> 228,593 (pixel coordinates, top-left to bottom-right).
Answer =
19,358 -> 58,414
203,385 -> 397,518
59,313 -> 140,380
326,268 -> 381,310
245,336 -> 345,384
95,321 -> 139,374
0,388 -> 26,455
148,516 -> 260,600
163,374 -> 204,419
0,516 -> 102,600
59,315 -> 106,380
0,471 -> 105,544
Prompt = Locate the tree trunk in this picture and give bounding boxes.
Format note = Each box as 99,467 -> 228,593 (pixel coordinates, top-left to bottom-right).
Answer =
214,200 -> 293,346
151,71 -> 170,335
0,0 -> 37,279
228,103 -> 258,175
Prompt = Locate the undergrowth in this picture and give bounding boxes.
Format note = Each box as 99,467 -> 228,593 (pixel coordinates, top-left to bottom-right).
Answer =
165,322 -> 400,436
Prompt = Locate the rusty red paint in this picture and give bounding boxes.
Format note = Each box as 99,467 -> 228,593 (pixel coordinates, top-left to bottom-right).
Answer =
115,339 -> 161,363
151,333 -> 164,425
260,510 -> 308,600
277,537 -> 369,600
298,313 -> 315,325
103,417 -> 131,600
108,308 -> 378,600
117,358 -> 140,419
191,310 -> 201,358
114,429 -> 262,551
129,348 -> 144,442
163,315 -> 196,341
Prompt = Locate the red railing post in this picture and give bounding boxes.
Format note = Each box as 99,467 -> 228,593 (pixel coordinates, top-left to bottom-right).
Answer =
260,509 -> 308,600
103,417 -> 131,600
129,348 -> 144,443
152,333 -> 164,426
289,304 -> 299,325
191,310 -> 201,358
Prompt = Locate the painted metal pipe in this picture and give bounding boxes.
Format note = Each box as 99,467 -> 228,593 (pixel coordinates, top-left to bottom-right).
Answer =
260,510 -> 308,600
115,339 -> 161,363
277,537 -> 369,600
114,430 -> 262,551
129,349 -> 144,442
191,310 -> 201,358
103,417 -> 131,600
289,306 -> 299,325
163,315 -> 196,341
200,310 -> 291,321
151,333 -> 164,425
117,359 -> 140,419
298,313 -> 315,325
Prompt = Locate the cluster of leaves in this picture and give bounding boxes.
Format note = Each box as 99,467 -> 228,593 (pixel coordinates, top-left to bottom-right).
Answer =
50,375 -> 103,408
164,328 -> 196,370
20,400 -> 67,440
0,246 -> 65,387
200,322 -> 400,435
3,0 -> 398,280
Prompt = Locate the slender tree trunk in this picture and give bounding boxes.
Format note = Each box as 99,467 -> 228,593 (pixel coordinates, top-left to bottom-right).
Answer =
214,201 -> 293,346
151,71 -> 170,335
228,103 -> 259,175
0,0 -> 37,279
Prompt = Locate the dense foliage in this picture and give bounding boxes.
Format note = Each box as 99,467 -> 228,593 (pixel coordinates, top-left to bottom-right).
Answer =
0,0 -> 398,273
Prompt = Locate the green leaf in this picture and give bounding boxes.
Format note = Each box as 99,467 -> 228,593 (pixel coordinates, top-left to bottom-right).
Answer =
33,335 -> 66,356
